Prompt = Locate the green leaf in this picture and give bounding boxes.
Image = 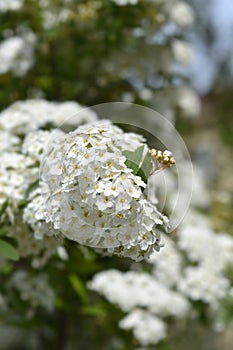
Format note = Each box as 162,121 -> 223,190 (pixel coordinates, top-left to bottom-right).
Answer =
0,239 -> 19,261
0,226 -> 8,236
69,274 -> 88,305
123,146 -> 153,184
11,319 -> 42,329
25,180 -> 39,198
123,145 -> 145,175
18,199 -> 28,208
0,262 -> 13,274
54,297 -> 70,312
136,151 -> 152,184
81,304 -> 107,317
0,200 -> 8,219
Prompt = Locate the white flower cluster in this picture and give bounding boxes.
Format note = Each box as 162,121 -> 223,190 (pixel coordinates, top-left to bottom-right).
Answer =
0,99 -> 97,135
8,270 -> 55,312
0,0 -> 23,12
88,268 -> 190,345
168,1 -> 195,27
38,0 -> 72,30
0,99 -> 97,266
148,166 -> 233,310
154,0 -> 194,28
119,309 -> 167,346
88,160 -> 233,346
89,221 -> 233,346
0,129 -> 63,267
172,39 -> 193,66
42,120 -> 168,261
7,218 -> 64,268
175,88 -> 201,118
0,31 -> 36,77
150,221 -> 233,308
177,217 -> 233,305
0,130 -> 19,151
0,99 -> 167,264
89,269 -> 190,316
112,0 -> 138,5
0,150 -> 38,210
148,235 -> 182,288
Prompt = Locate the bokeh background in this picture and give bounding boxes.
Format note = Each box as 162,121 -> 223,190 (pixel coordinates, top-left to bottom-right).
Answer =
0,1 -> 233,349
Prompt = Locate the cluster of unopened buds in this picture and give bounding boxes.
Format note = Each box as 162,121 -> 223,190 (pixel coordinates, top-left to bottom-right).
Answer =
149,149 -> 175,173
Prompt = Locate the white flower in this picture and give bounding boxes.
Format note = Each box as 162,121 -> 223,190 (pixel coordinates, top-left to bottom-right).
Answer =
0,99 -> 98,265
0,131 -> 19,151
0,99 -> 97,135
172,39 -> 193,66
0,31 -> 36,77
169,1 -> 195,27
148,236 -> 183,287
176,88 -> 201,118
178,265 -> 230,304
88,268 -> 190,346
8,270 -> 55,311
23,188 -> 52,239
88,269 -> 190,317
42,120 -> 167,260
139,88 -> 153,101
119,309 -> 167,346
22,130 -> 51,162
178,218 -> 233,273
112,0 -> 138,6
38,0 -> 73,30
57,246 -> 69,261
0,152 -> 37,208
178,222 -> 215,264
0,0 -> 23,12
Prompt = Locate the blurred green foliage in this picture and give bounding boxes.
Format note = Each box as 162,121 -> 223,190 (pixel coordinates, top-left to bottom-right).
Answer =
0,0 -> 172,109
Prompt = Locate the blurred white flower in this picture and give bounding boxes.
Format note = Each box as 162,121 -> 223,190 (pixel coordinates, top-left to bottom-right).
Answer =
89,268 -> 190,345
38,0 -> 73,29
8,270 -> 55,311
57,246 -> 69,261
0,130 -> 20,151
169,1 -> 195,27
112,0 -> 138,6
88,269 -> 190,317
0,99 -> 97,134
0,152 -> 37,207
0,0 -> 23,12
148,236 -> 183,287
176,88 -> 201,118
178,265 -> 230,304
177,219 -> 233,272
172,39 -> 193,65
88,203 -> 233,346
119,309 -> 167,346
139,88 -> 154,101
0,31 -> 36,77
